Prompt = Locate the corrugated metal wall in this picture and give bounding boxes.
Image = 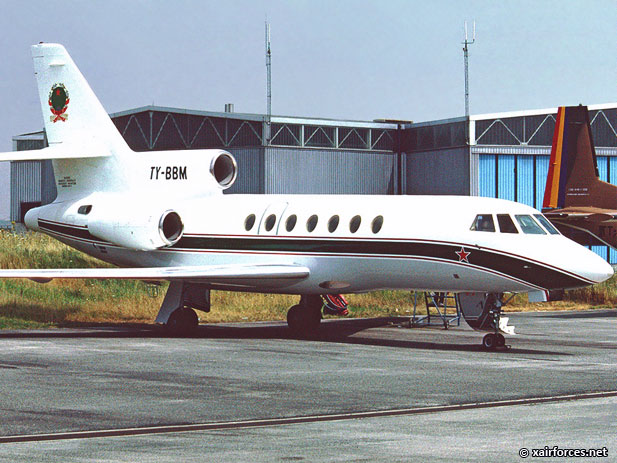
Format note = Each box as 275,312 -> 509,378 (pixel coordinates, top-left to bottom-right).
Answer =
404,147 -> 470,195
10,161 -> 41,221
263,147 -> 398,194
478,153 -> 551,209
225,148 -> 264,194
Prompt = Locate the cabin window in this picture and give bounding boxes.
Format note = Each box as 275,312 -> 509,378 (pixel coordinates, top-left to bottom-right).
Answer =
264,214 -> 276,232
515,215 -> 546,235
244,214 -> 256,231
497,214 -> 518,233
371,215 -> 384,234
306,215 -> 318,232
534,214 -> 560,235
285,214 -> 297,232
470,214 -> 495,232
77,205 -> 92,215
328,215 -> 340,233
349,215 -> 361,233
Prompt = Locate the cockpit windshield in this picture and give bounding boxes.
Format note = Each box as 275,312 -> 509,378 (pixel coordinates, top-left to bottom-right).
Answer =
534,214 -> 560,235
497,214 -> 518,233
471,213 -> 561,236
515,215 -> 546,234
470,214 -> 495,232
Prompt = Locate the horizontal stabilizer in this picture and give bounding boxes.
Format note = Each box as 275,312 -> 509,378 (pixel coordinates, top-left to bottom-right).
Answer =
0,144 -> 110,162
543,207 -> 617,223
0,264 -> 310,286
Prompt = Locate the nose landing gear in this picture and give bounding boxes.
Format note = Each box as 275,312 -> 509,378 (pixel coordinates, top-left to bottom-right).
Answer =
482,332 -> 506,350
457,292 -> 514,351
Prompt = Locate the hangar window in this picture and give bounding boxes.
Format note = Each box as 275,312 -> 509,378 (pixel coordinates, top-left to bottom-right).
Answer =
264,214 -> 276,232
470,214 -> 495,232
534,214 -> 560,235
77,205 -> 92,215
328,215 -> 340,233
349,215 -> 361,233
497,214 -> 518,233
515,215 -> 546,235
371,215 -> 384,234
306,215 -> 318,232
245,214 -> 256,231
285,214 -> 297,232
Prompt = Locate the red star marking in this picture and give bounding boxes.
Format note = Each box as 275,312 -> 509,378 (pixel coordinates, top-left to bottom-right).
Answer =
56,89 -> 61,95
455,247 -> 471,263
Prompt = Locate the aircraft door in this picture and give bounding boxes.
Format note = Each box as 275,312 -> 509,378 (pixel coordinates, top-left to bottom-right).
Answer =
258,202 -> 289,235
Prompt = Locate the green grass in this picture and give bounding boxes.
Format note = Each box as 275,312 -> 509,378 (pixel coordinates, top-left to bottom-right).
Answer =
0,230 -> 615,328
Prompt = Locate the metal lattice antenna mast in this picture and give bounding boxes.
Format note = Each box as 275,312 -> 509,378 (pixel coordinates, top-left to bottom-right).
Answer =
462,21 -> 475,118
265,21 -> 272,144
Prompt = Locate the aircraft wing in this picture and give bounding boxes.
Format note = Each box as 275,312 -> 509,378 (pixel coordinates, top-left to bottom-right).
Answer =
543,208 -> 617,223
0,264 -> 310,287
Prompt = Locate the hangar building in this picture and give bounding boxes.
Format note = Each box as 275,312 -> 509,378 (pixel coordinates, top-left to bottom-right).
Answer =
10,103 -> 617,262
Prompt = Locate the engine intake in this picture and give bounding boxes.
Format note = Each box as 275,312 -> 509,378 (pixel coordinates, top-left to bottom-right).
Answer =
210,152 -> 237,189
159,210 -> 184,246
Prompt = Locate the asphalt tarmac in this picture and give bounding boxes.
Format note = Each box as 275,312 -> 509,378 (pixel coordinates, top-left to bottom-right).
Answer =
0,310 -> 616,462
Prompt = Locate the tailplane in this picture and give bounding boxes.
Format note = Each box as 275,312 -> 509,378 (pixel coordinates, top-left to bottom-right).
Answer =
542,105 -> 617,211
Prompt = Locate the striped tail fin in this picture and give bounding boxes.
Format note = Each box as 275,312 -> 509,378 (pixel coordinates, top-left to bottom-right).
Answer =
542,105 -> 617,210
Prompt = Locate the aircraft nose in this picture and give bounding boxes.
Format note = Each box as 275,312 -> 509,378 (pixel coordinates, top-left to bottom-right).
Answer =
583,251 -> 614,284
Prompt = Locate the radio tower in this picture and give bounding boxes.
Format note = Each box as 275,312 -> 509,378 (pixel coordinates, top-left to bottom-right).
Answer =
265,21 -> 272,145
462,21 -> 475,118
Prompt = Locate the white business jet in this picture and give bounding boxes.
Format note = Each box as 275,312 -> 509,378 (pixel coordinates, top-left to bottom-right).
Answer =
0,44 -> 612,349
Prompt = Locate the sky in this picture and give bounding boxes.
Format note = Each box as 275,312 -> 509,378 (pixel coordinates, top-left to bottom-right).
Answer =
0,0 -> 616,218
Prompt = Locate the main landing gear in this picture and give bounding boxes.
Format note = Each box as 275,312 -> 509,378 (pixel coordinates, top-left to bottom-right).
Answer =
287,295 -> 323,338
286,294 -> 350,337
155,281 -> 211,336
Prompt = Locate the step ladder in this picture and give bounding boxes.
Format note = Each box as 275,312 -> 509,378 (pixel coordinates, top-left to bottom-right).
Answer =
410,291 -> 461,329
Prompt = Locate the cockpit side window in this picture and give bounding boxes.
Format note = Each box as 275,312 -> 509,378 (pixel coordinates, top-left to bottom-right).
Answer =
470,214 -> 495,232
515,215 -> 546,234
497,214 -> 518,233
533,214 -> 560,235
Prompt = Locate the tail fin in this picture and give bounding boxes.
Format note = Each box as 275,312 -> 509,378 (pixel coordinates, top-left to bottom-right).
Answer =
31,43 -> 128,152
542,105 -> 617,210
0,44 -> 133,200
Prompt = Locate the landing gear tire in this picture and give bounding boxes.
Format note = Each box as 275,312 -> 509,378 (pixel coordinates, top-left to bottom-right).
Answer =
495,333 -> 506,348
166,307 -> 199,336
287,300 -> 322,338
482,333 -> 496,350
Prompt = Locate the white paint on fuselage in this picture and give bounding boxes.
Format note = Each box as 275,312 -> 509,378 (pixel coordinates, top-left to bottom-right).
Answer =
28,193 -> 613,295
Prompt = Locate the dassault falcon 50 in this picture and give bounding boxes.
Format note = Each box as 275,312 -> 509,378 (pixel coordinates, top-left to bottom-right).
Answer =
0,44 -> 612,349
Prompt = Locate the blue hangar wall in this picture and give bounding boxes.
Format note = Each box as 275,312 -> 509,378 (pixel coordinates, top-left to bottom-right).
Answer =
470,105 -> 617,263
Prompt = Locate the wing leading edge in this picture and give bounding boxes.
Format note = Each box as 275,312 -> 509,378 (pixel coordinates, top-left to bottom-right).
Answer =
0,264 -> 310,288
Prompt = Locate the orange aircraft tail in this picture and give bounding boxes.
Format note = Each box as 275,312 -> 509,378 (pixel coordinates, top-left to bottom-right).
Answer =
542,105 -> 617,211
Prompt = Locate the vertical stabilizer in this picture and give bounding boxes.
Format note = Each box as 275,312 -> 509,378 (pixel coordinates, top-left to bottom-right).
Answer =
543,105 -> 617,210
30,43 -> 132,199
32,43 -> 128,151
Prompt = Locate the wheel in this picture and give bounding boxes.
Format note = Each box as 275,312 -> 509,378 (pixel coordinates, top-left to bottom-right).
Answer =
287,303 -> 321,338
482,333 -> 496,350
287,304 -> 303,334
166,307 -> 199,336
495,333 -> 506,348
